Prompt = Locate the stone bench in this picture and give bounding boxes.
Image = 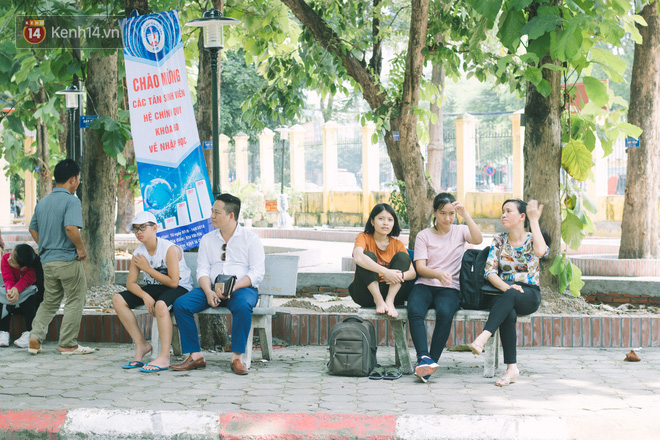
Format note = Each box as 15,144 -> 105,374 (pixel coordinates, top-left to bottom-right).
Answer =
356,308 -> 532,378
138,253 -> 299,369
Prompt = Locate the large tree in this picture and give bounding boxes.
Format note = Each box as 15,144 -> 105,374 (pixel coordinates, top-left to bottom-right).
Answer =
270,0 -> 435,248
619,1 -> 660,259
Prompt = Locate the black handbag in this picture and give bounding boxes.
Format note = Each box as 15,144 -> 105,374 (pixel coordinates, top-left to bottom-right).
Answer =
213,274 -> 237,297
481,279 -> 515,295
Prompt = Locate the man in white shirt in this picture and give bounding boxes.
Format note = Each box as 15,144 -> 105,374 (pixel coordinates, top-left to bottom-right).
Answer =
171,193 -> 265,375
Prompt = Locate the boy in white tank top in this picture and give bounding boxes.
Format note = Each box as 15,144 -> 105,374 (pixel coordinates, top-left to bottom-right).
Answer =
112,211 -> 191,373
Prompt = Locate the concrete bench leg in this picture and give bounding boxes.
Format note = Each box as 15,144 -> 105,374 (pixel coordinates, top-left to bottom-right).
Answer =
171,314 -> 182,357
483,329 -> 500,378
390,320 -> 413,375
253,315 -> 273,361
151,317 -> 160,359
244,325 -> 254,369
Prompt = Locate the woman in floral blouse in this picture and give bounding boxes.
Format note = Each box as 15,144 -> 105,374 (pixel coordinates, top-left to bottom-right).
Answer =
469,199 -> 550,387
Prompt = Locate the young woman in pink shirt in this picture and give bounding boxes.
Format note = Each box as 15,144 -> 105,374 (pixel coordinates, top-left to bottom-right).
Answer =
408,193 -> 482,382
0,244 -> 43,348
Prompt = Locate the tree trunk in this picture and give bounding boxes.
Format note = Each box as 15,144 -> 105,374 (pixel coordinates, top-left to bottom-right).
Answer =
427,61 -> 445,192
523,61 -> 562,291
619,1 -> 660,259
58,107 -> 68,156
116,77 -> 136,233
199,315 -> 230,350
195,0 -> 223,181
281,0 -> 434,249
32,85 -> 52,199
116,139 -> 136,233
82,50 -> 118,287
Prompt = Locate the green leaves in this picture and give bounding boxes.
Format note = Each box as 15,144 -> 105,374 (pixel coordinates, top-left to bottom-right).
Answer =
89,116 -> 130,166
582,76 -> 608,107
562,139 -> 593,181
521,15 -> 564,40
549,256 -> 585,297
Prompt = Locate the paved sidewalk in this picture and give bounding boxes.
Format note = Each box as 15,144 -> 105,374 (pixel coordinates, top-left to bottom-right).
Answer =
1,343 -> 659,438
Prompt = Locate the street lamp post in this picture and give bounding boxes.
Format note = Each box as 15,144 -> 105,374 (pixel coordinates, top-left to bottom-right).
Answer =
274,127 -> 289,194
186,9 -> 240,198
56,84 -> 86,161
274,127 -> 292,228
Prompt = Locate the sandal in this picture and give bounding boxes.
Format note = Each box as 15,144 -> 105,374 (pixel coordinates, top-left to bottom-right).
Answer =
368,366 -> 385,380
495,371 -> 519,387
383,367 -> 402,380
469,342 -> 483,356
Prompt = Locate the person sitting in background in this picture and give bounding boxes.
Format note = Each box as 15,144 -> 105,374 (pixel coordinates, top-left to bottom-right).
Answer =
0,244 -> 44,348
348,203 -> 416,318
112,211 -> 192,373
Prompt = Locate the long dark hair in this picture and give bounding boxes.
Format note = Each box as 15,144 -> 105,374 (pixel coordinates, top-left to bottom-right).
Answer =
432,192 -> 456,226
364,203 -> 401,237
12,244 -> 44,297
502,199 -> 552,246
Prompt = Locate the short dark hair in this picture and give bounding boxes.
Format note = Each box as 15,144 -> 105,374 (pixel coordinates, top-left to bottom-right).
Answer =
13,244 -> 38,268
363,203 -> 401,237
502,198 -> 552,246
215,193 -> 241,219
53,159 -> 80,184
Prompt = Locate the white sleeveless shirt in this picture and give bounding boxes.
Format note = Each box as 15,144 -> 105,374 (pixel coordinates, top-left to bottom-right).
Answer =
134,238 -> 192,291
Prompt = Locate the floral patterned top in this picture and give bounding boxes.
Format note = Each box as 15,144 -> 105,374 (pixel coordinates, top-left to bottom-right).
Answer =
484,233 -> 549,286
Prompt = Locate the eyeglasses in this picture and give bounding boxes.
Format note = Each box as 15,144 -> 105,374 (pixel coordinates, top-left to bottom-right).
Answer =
131,223 -> 154,233
221,243 -> 227,261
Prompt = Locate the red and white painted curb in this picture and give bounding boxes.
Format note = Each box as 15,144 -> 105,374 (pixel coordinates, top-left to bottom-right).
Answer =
0,409 -> 570,439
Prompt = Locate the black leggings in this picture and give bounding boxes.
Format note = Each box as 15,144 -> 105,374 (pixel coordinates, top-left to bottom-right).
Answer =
349,251 -> 411,307
483,284 -> 541,364
0,294 -> 40,332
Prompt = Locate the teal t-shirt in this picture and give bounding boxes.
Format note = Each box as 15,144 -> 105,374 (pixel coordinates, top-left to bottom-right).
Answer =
29,187 -> 83,263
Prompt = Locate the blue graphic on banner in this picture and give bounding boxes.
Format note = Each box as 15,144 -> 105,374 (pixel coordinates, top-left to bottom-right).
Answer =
121,11 -> 181,63
138,146 -> 214,246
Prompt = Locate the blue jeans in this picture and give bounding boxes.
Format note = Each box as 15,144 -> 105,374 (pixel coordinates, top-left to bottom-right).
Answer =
407,284 -> 460,362
172,287 -> 259,354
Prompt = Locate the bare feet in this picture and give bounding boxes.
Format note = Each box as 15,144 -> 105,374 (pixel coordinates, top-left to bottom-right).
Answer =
141,355 -> 169,371
385,302 -> 398,318
134,342 -> 153,363
469,342 -> 483,355
375,300 -> 388,314
496,368 -> 520,387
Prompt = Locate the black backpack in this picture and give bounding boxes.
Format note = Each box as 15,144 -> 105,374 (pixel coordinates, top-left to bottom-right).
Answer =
327,316 -> 377,377
459,247 -> 491,310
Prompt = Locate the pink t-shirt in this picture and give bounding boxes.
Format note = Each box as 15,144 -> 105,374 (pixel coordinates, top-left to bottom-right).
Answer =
414,225 -> 469,290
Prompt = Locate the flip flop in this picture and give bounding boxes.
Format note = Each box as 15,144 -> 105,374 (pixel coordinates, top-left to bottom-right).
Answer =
139,364 -> 169,373
368,366 -> 385,380
383,367 -> 402,380
122,361 -> 145,369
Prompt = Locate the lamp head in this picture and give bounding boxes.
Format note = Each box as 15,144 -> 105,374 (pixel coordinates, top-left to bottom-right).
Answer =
56,84 -> 86,109
186,8 -> 240,49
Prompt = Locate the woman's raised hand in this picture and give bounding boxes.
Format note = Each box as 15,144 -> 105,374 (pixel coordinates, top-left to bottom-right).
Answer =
526,200 -> 543,222
452,201 -> 468,218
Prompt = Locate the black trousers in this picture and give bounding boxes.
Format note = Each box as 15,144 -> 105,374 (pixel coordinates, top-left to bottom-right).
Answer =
483,284 -> 541,364
349,251 -> 411,307
0,294 -> 40,332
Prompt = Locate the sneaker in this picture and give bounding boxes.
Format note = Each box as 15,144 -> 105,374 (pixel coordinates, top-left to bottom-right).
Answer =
13,331 -> 30,348
414,355 -> 439,382
0,331 -> 9,347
